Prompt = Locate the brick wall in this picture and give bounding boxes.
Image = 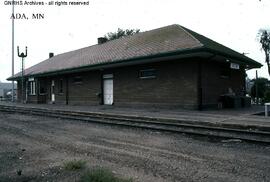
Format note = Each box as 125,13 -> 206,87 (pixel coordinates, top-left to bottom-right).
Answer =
113,59 -> 199,109
15,58 -> 246,110
201,60 -> 246,108
35,59 -> 199,109
47,71 -> 102,105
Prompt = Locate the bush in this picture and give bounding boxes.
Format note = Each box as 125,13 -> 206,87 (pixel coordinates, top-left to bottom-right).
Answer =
80,168 -> 133,182
63,160 -> 86,171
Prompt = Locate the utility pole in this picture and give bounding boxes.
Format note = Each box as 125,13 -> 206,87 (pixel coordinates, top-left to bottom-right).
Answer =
17,46 -> 27,104
11,0 -> 15,102
256,70 -> 258,105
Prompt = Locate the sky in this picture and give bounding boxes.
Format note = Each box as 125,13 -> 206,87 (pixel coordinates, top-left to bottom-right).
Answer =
0,0 -> 269,82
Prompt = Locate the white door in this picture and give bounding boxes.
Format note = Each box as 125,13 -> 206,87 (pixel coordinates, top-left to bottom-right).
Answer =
51,80 -> 55,103
103,75 -> 113,105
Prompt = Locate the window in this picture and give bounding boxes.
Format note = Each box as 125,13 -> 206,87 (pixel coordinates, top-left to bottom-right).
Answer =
59,79 -> 63,93
29,81 -> 36,95
139,69 -> 156,79
73,76 -> 82,83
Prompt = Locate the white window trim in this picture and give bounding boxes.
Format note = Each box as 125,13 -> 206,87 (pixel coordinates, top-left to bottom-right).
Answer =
29,81 -> 36,95
139,69 -> 157,79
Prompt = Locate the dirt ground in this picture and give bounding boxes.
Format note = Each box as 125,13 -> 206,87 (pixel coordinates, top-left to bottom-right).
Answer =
0,112 -> 269,182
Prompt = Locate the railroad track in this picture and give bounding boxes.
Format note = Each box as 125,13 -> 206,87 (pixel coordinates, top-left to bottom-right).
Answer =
0,105 -> 270,144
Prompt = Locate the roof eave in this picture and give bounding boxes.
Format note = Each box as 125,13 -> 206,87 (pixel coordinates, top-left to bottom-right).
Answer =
7,46 -> 262,81
205,48 -> 262,69
7,47 -> 207,81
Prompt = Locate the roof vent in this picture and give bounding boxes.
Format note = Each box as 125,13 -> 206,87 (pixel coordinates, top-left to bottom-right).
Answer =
49,52 -> 54,58
98,37 -> 107,44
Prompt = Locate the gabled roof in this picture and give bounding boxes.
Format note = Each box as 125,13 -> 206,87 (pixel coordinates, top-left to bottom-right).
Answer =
180,26 -> 261,68
8,24 -> 262,80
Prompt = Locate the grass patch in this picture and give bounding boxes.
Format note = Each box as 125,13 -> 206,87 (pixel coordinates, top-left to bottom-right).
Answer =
63,160 -> 86,171
80,168 -> 133,182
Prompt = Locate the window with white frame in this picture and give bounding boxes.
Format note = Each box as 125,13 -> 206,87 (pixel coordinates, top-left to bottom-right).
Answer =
139,69 -> 157,79
29,81 -> 36,95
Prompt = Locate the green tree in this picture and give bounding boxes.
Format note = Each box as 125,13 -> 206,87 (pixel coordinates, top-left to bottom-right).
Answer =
258,29 -> 270,77
250,77 -> 269,100
104,28 -> 140,41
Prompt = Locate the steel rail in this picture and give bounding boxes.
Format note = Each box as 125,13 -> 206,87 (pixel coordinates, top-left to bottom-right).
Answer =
0,105 -> 270,144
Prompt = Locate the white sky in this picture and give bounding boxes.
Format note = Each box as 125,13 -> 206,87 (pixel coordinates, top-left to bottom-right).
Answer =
0,0 -> 269,82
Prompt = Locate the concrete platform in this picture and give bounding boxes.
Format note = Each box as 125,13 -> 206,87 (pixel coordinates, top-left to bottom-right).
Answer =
0,101 -> 269,132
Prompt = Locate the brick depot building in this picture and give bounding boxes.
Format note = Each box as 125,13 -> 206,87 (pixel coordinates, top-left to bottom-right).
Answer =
8,25 -> 261,109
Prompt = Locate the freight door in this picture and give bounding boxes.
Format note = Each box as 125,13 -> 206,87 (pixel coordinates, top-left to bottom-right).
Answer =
51,80 -> 55,103
103,74 -> 113,105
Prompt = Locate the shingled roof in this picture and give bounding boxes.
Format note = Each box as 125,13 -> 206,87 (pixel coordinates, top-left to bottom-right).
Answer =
8,24 -> 262,80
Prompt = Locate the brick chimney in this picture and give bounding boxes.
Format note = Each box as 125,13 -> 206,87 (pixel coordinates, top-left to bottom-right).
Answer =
49,52 -> 54,58
98,37 -> 107,44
